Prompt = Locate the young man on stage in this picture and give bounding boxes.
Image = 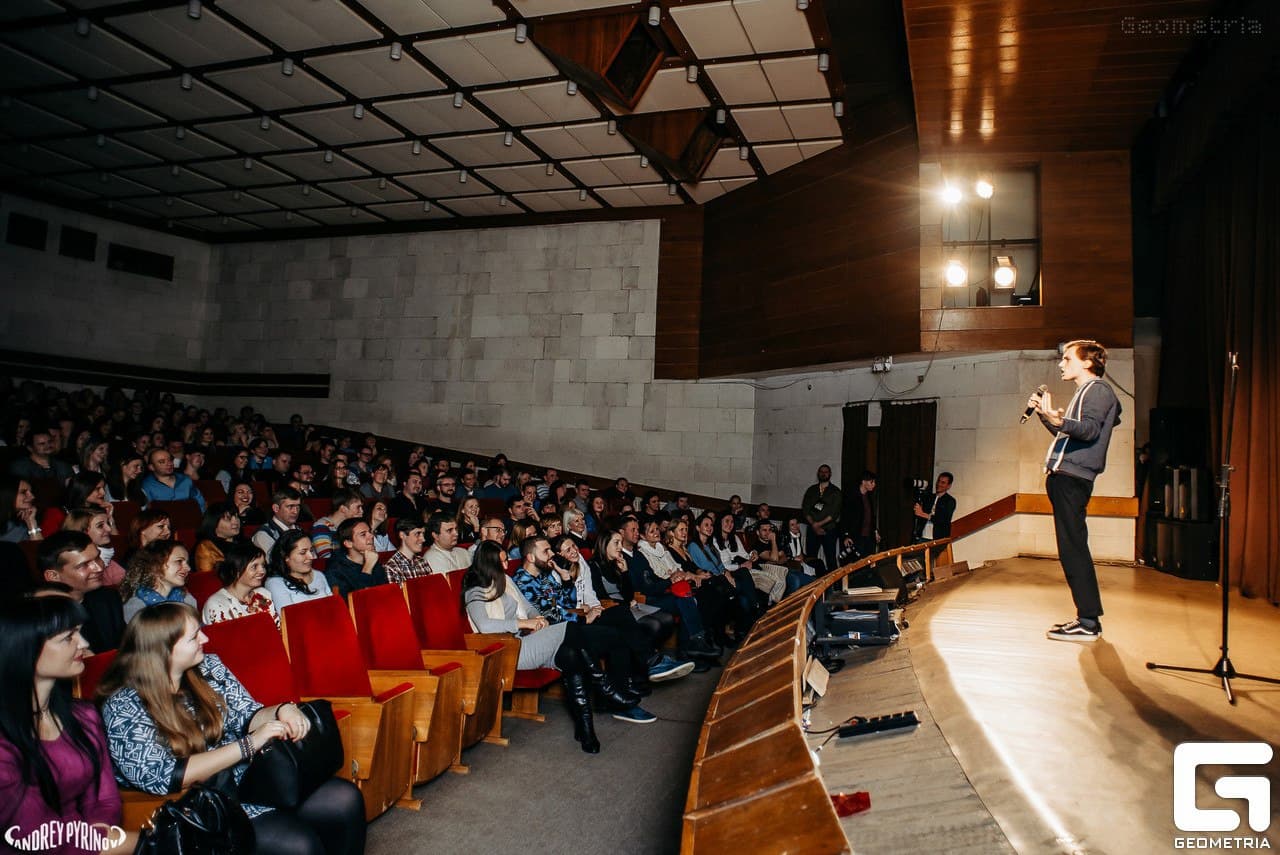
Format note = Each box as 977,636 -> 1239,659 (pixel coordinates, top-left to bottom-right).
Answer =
1028,340 -> 1122,642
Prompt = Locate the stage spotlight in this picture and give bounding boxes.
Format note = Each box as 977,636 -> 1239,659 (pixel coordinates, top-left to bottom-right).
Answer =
944,260 -> 967,287
940,184 -> 962,205
993,256 -> 1017,289
975,178 -> 994,199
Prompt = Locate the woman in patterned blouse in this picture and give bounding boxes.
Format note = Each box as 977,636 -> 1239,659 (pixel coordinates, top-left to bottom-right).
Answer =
98,603 -> 365,854
201,542 -> 279,628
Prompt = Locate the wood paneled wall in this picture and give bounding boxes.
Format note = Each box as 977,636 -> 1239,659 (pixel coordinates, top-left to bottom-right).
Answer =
921,150 -> 1134,352
696,95 -> 922,377
654,206 -> 705,380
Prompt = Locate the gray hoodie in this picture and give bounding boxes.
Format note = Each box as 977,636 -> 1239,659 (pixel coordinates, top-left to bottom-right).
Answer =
1041,378 -> 1121,482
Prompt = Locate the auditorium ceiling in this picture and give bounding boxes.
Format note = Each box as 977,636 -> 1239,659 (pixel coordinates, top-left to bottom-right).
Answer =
0,0 -> 849,236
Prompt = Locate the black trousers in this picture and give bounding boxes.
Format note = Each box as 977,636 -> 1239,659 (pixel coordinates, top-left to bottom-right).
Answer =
1046,471 -> 1103,620
250,778 -> 366,855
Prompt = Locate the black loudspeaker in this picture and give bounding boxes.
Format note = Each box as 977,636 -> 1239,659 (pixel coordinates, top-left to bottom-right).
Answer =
1152,519 -> 1218,581
1148,407 -> 1208,469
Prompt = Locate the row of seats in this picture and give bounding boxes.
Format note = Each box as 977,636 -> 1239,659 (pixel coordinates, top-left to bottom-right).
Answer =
73,571 -> 569,830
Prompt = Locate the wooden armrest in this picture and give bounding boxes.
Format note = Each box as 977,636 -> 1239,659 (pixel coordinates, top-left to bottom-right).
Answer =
308,686 -> 414,781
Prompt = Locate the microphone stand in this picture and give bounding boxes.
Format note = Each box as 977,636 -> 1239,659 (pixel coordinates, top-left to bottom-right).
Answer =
1146,352 -> 1280,704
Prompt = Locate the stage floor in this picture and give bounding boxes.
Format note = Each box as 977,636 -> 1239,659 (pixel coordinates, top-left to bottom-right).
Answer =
808,557 -> 1280,854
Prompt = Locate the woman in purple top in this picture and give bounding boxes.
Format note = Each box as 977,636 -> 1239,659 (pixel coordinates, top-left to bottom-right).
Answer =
0,595 -> 132,853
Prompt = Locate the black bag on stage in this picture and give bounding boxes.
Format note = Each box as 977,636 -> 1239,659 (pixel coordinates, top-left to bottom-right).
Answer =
135,779 -> 255,855
237,699 -> 344,810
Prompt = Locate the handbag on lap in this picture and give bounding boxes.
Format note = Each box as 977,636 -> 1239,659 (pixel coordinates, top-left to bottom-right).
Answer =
236,699 -> 344,809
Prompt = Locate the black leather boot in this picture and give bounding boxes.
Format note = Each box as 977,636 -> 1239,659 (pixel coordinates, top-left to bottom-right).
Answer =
563,672 -> 600,754
581,649 -> 640,708
684,632 -> 720,660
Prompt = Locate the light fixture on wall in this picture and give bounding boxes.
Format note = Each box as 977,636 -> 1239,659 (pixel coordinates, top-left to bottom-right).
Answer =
187,0 -> 201,20
452,92 -> 464,108
944,260 -> 967,287
242,157 -> 252,170
323,150 -> 334,163
503,130 -> 514,146
833,101 -> 844,118
514,23 -> 527,43
411,140 -> 422,155
545,162 -> 555,176
797,0 -> 809,9
940,183 -> 962,205
349,207 -> 358,218
232,190 -> 242,201
75,17 -> 91,36
220,216 -> 229,225
817,52 -> 829,72
86,85 -> 99,101
566,80 -> 578,96
639,155 -> 648,168
302,184 -> 311,196
607,119 -> 617,135
499,195 -> 508,207
667,182 -> 677,196
992,255 -> 1017,289
170,164 -> 180,176
459,170 -> 468,183
95,133 -> 106,147
377,177 -> 387,190
974,177 -> 994,199
259,115 -> 270,130
578,188 -> 588,201
422,200 -> 432,212
285,211 -> 294,222
164,197 -> 174,207
715,107 -> 726,124
389,41 -> 402,61
738,145 -> 749,160
686,65 -> 698,83
98,172 -> 109,183
353,103 -> 365,119
281,57 -> 294,76
647,5 -> 660,26
175,127 -> 186,139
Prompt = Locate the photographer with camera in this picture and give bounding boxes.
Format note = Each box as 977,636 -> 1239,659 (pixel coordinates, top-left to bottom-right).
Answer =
912,472 -> 956,543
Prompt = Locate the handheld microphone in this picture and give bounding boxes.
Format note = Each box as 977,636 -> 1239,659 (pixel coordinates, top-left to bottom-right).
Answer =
1020,385 -> 1048,424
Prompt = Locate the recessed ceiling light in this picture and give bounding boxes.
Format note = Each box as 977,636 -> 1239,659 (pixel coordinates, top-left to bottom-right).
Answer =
389,42 -> 402,61
281,57 -> 294,76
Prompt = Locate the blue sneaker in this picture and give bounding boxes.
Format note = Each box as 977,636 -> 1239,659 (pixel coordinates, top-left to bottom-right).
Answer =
649,656 -> 695,682
613,706 -> 657,724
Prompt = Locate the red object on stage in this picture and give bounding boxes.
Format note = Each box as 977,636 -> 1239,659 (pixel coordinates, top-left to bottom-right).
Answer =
830,791 -> 871,817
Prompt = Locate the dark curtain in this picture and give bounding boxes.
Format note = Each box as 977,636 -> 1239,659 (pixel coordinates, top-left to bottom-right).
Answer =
841,404 -> 869,510
1157,109 -> 1280,603
877,401 -> 938,549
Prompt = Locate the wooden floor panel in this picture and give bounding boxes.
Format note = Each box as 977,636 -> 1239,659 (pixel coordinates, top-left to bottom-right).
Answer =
809,557 -> 1280,854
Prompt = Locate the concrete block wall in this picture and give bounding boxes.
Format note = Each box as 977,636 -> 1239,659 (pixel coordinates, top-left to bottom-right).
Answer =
201,219 -> 755,498
752,349 -> 1136,564
0,196 -> 215,369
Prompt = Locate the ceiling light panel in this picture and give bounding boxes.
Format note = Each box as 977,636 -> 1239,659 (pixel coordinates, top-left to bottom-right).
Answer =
119,165 -> 223,193
112,77 -> 250,123
196,117 -> 313,153
44,135 -> 160,168
356,0 -> 503,33
669,2 -> 752,59
304,48 -> 445,100
319,178 -> 414,205
3,22 -> 168,78
239,210 -> 317,228
798,138 -> 841,159
518,122 -> 632,160
284,106 -> 399,146
304,206 -> 383,224
183,189 -> 274,213
705,61 -> 773,104
262,150 -> 369,181
344,141 -> 450,174
368,201 -> 452,220
0,0 -> 61,24
56,171 -> 158,198
781,102 -> 841,139
703,145 -> 758,178
108,6 -> 270,66
396,170 -> 480,199
760,55 -> 829,100
190,157 -> 292,186
116,127 -> 232,161
734,0 -> 814,54
0,144 -> 86,176
249,184 -> 344,209
443,195 -> 510,216
431,132 -> 536,167
509,0 -> 632,15
215,0 -> 379,52
562,155 -> 653,186
477,82 -> 600,127
124,196 -> 217,218
0,101 -> 84,139
731,105 -> 791,141
752,140 -> 802,173
376,95 -> 495,136
25,89 -> 161,131
595,184 -> 680,208
475,163 -> 573,193
416,31 -> 556,87
682,176 -> 756,203
0,44 -> 75,88
632,68 -> 711,113
182,215 -> 254,232
206,63 -> 344,112
42,180 -> 100,201
515,189 -> 602,212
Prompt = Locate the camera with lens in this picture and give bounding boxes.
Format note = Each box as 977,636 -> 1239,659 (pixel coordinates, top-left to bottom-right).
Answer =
904,477 -> 930,506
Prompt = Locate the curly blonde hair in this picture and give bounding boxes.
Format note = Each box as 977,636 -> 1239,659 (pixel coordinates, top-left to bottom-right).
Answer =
121,539 -> 181,600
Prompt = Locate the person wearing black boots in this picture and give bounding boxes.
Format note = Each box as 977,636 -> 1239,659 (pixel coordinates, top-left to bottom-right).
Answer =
463,542 -> 635,754
689,512 -> 759,643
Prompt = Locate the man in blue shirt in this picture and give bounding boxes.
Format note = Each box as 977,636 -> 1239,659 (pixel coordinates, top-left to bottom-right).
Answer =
140,448 -> 206,511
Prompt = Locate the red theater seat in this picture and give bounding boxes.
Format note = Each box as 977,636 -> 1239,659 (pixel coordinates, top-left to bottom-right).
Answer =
185,571 -> 224,612
150,500 -> 203,531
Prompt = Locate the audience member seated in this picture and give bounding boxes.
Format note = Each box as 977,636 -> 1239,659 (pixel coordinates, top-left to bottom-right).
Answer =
121,540 -> 197,623
663,518 -> 737,647
600,477 -> 635,517
125,508 -> 172,564
1,475 -> 43,543
265,531 -> 332,608
61,508 -> 127,587
562,507 -> 590,546
585,495 -> 608,537
711,511 -> 771,615
323,456 -> 353,494
424,473 -> 457,516
467,516 -> 508,560
476,468 -> 517,502
99,604 -> 366,854
358,461 -> 395,502
326,518 -> 388,600
422,511 -> 472,574
250,486 -> 303,556
0,595 -> 133,855
754,520 -> 809,597
229,481 -> 267,528
246,437 -> 274,474
457,470 -> 480,500
689,512 -> 757,633
37,531 -> 125,653
454,497 -> 481,544
617,517 -> 718,663
181,444 -> 206,485
745,502 -> 778,532
366,500 -> 393,552
726,495 -> 749,530
384,518 -> 431,584
140,448 -> 206,512
202,542 -> 278,628
463,542 -> 603,753
193,502 -> 246,575
105,453 -> 146,505
215,448 -> 251,493
387,471 -> 424,521
9,427 -> 73,486
78,438 -> 110,478
309,488 -> 363,561
587,529 -> 672,649
41,472 -> 113,534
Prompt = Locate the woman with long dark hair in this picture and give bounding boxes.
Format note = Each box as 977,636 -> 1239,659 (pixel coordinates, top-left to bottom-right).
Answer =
462,542 -> 603,753
587,529 -> 678,661
0,475 -> 41,543
202,542 -> 278,627
0,595 -> 132,854
41,471 -> 115,535
193,502 -> 245,575
99,603 -> 365,854
265,530 -> 333,608
104,453 -> 146,506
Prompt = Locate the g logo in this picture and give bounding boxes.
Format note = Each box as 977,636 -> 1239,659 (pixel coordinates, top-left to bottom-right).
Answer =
1174,742 -> 1273,833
